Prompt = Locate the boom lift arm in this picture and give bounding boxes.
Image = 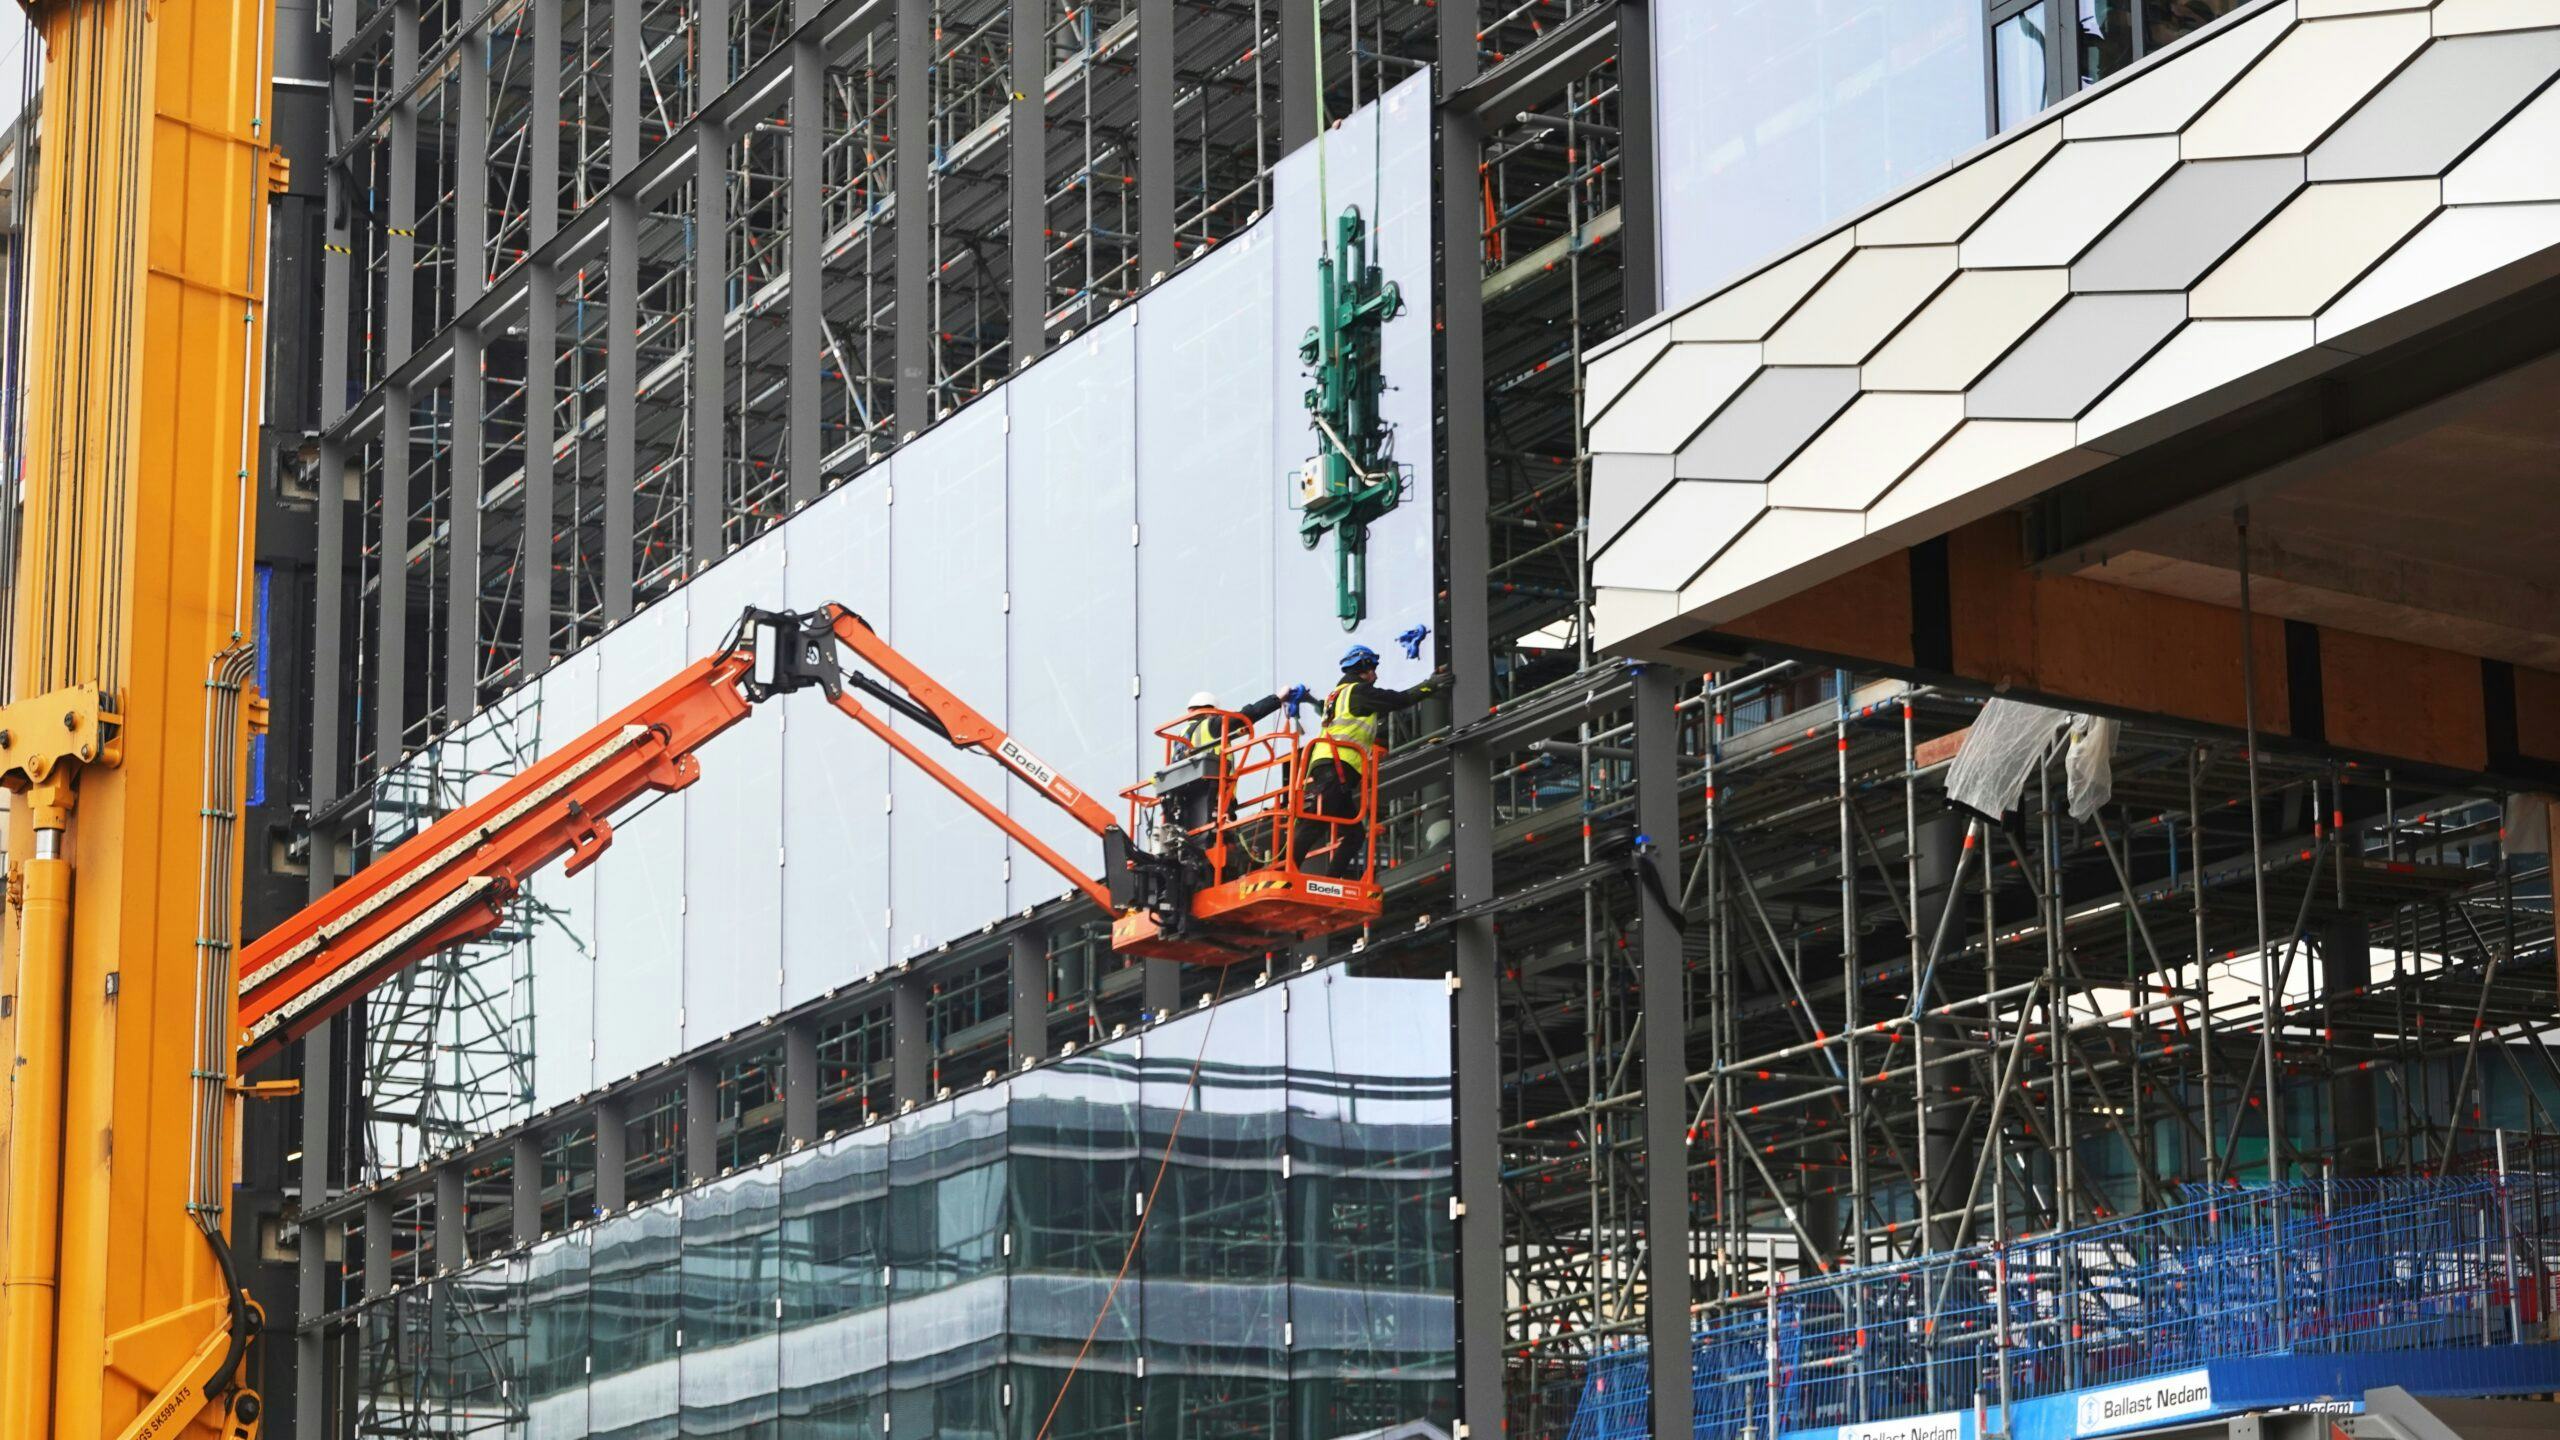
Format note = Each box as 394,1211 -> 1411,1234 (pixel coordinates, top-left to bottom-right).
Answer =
234,605 -> 1153,1070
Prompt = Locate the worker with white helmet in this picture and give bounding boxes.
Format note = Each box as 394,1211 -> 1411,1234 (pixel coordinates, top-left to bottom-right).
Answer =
1163,683 -> 1312,880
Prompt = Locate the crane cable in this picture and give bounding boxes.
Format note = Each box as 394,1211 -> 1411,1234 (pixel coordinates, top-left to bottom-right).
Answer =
1030,961 -> 1234,1440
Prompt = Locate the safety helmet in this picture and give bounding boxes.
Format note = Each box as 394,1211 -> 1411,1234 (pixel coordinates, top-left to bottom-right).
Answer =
1187,690 -> 1219,709
1339,644 -> 1380,672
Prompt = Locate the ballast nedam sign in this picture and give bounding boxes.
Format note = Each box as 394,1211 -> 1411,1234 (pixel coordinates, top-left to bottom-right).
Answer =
2075,1370 -> 2215,1436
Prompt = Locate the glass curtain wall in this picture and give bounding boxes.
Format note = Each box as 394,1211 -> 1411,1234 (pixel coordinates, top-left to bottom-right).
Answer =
344,968 -> 1456,1439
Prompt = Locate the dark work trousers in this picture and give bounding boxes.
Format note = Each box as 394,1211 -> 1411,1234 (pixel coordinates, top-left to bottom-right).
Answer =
1294,758 -> 1367,877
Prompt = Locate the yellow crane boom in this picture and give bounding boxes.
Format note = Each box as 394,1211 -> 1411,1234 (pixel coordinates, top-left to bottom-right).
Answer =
0,0 -> 281,1435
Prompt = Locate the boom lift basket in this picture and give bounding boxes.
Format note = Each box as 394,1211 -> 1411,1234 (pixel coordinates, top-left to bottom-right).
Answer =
1112,709 -> 1383,965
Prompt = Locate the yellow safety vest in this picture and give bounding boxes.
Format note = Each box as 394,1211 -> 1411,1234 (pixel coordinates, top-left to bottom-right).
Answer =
1179,710 -> 1224,755
1316,682 -> 1382,772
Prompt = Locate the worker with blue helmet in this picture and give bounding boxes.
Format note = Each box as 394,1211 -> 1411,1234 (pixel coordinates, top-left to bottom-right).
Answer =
1296,642 -> 1445,876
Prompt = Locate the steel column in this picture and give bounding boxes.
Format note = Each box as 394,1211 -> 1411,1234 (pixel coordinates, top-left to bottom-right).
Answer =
788,2 -> 825,505
1283,0 -> 1317,149
894,0 -> 930,428
1137,0 -> 1175,283
686,1059 -> 720,1183
512,1134 -> 542,1246
434,1164 -> 466,1269
455,24 -> 489,312
523,263 -> 556,673
1616,0 -> 1661,318
1010,0 -> 1048,362
784,1020 -> 820,1143
694,111 -> 730,572
1438,9 -> 1504,1430
384,2 -> 419,367
1635,663 -> 1695,1440
376,382 -> 411,769
1012,927 -> 1050,1061
593,1097 -> 628,1214
605,193 -> 638,620
447,334 -> 482,729
893,970 -> 931,1103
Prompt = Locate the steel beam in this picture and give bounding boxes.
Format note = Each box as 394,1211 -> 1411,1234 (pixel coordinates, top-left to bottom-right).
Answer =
434,1164 -> 466,1269
1616,0 -> 1661,319
455,27 -> 488,312
1447,2 -> 1618,127
384,1 -> 419,368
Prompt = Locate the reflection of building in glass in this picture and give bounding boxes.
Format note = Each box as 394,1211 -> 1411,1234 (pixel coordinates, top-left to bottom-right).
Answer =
349,969 -> 1453,1439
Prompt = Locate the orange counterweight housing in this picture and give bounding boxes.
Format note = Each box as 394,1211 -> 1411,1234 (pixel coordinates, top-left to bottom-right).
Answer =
1111,709 -> 1383,965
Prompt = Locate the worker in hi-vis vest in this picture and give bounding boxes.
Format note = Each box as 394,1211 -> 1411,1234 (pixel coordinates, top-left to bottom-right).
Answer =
1297,645 -> 1442,876
1166,685 -> 1311,877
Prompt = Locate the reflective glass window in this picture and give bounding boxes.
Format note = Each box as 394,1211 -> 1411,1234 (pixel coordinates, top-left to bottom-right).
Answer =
525,1234 -> 593,1439
781,1128 -> 892,1437
1996,7 -> 2054,131
2079,0 -> 2135,89
1288,971 -> 1456,1436
1142,990 -> 1289,1438
1010,1042 -> 1144,1440
683,1168 -> 782,1437
590,1199 -> 683,1438
780,470 -> 894,999
2145,0 -> 2242,53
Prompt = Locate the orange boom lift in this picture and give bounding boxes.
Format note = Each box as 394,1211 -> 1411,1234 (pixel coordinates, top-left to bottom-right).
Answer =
235,606 -> 1384,1069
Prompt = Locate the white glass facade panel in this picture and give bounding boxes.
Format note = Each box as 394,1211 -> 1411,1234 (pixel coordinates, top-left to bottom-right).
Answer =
593,594 -> 689,1081
1134,226 -> 1279,763
781,469 -> 895,1000
1656,0 -> 1988,309
889,397 -> 1008,959
396,82 -> 1444,1091
683,529 -> 787,1045
527,646 -> 600,1111
1270,69 -> 1441,691
1006,313 -> 1139,907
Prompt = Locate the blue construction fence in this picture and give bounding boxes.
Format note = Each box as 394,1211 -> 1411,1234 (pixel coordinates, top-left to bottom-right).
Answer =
1568,1174 -> 2560,1440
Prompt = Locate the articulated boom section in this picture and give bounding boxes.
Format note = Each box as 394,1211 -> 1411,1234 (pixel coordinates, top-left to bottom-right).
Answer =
235,605 -> 1386,1072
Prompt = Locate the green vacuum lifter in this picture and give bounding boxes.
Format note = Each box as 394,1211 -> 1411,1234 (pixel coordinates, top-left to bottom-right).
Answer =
1296,204 -> 1406,630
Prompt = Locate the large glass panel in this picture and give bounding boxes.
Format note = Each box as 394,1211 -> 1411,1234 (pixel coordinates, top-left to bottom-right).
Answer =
1287,970 -> 1456,1437
887,400 -> 1007,958
1996,7 -> 2054,132
682,1168 -> 783,1437
684,530 -> 787,1045
442,1258 -> 526,1429
889,1089 -> 1010,1435
590,1199 -> 683,1439
528,648 -> 602,1110
524,1233 -> 593,1440
1006,313 -> 1138,907
782,1126 -> 892,1437
1269,70 -> 1442,686
781,469 -> 895,998
1142,989 -> 1290,1438
1133,224 -> 1277,767
1655,0 -> 1988,305
594,596 -> 689,1082
1010,1040 -> 1144,1440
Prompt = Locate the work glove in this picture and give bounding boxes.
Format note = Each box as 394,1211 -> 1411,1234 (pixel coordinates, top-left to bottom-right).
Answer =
1284,683 -> 1312,711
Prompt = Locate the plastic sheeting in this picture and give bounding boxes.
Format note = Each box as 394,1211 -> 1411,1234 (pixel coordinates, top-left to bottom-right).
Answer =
1943,699 -> 2117,820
